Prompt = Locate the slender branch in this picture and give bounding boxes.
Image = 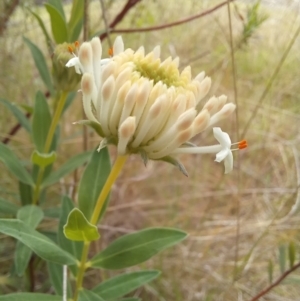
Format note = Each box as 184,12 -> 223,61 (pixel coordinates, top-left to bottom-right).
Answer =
106,0 -> 236,35
226,0 -> 241,281
83,0 -> 89,151
2,112 -> 31,144
0,0 -> 19,36
248,261 -> 300,301
99,0 -> 141,40
99,0 -> 112,48
241,22 -> 300,138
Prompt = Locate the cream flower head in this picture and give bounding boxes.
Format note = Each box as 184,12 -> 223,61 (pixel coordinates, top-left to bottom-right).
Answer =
66,36 -> 239,174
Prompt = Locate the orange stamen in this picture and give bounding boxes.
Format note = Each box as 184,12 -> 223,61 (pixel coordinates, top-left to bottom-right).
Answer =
238,140 -> 248,150
67,46 -> 73,53
108,47 -> 113,56
75,41 -> 80,48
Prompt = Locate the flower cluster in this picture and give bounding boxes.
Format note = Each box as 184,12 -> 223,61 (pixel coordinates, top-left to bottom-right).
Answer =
66,36 -> 245,174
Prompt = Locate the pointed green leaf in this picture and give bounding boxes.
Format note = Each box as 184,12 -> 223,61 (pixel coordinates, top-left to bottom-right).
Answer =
74,120 -> 105,138
27,8 -> 53,52
32,91 -> 52,152
47,0 -> 66,20
0,219 -> 76,265
93,270 -> 160,299
47,262 -> 72,297
279,244 -> 286,273
70,19 -> 83,42
288,241 -> 295,268
42,151 -> 92,188
0,98 -> 31,133
31,150 -> 57,168
78,289 -> 105,301
45,3 -> 68,44
68,0 -> 84,41
160,156 -> 188,177
17,205 -> 44,227
64,208 -> 99,241
0,293 -> 62,301
0,198 -> 19,215
78,147 -> 111,221
58,196 -> 83,260
0,143 -> 34,186
23,37 -> 54,95
91,228 -> 187,269
18,181 -> 32,205
14,242 -> 32,276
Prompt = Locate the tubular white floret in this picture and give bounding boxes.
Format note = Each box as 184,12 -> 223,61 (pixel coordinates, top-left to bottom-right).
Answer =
66,36 -> 239,172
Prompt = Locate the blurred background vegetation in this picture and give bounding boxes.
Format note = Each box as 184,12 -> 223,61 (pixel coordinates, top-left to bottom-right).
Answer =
1,0 -> 300,300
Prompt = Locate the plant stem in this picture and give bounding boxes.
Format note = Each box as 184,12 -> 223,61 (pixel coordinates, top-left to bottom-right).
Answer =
44,91 -> 68,153
73,155 -> 128,300
73,241 -> 90,301
32,91 -> 68,205
90,155 -> 128,225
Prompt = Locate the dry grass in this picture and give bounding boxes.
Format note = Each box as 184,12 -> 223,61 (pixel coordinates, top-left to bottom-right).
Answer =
1,0 -> 300,300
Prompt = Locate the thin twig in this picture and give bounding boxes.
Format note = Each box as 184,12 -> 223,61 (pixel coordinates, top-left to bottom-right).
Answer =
83,0 -> 89,151
241,22 -> 300,138
105,0 -> 236,35
0,0 -> 19,36
99,0 -> 141,40
226,0 -> 241,282
99,0 -> 112,48
248,261 -> 300,301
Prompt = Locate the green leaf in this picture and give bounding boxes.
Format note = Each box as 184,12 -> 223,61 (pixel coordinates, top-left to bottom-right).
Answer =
0,219 -> 76,265
58,196 -> 83,259
78,147 -> 111,221
47,262 -> 72,297
78,289 -> 105,301
279,244 -> 286,273
74,120 -> 105,137
288,241 -> 295,268
91,227 -> 187,269
31,150 -> 57,168
15,205 -> 44,275
0,198 -> 19,215
119,299 -> 141,301
0,98 -> 31,133
23,37 -> 54,95
68,0 -> 84,41
47,0 -> 66,20
160,156 -> 188,177
70,19 -> 83,43
64,208 -> 99,241
42,151 -> 92,188
93,270 -> 160,299
0,143 -> 34,186
0,293 -> 62,301
18,181 -> 32,205
32,91 -> 52,152
17,205 -> 44,227
27,8 -> 53,52
45,3 -> 68,44
14,242 -> 32,276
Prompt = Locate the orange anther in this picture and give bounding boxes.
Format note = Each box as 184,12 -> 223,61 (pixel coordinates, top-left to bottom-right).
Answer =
75,41 -> 80,48
108,47 -> 113,56
67,46 -> 73,53
238,140 -> 248,150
